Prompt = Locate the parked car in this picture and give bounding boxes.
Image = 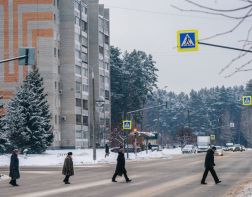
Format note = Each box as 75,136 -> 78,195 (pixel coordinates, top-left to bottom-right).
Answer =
214,146 -> 224,156
232,144 -> 243,152
241,145 -> 246,151
225,143 -> 234,151
182,144 -> 197,154
110,145 -> 141,153
151,144 -> 162,151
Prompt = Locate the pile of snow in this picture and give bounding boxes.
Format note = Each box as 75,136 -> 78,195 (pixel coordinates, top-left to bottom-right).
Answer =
236,183 -> 252,197
0,148 -> 182,167
0,174 -> 9,182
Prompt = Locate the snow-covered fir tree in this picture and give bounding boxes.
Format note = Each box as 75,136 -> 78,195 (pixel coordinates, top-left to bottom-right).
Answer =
5,69 -> 53,153
0,115 -> 7,153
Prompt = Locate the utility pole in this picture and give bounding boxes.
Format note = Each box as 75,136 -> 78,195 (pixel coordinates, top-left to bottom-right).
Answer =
92,67 -> 96,162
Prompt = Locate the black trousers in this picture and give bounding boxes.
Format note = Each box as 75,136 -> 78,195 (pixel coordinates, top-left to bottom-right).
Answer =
63,175 -> 70,183
201,167 -> 219,183
112,171 -> 129,181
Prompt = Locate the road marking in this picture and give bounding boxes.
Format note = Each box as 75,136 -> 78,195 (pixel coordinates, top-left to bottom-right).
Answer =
21,171 -> 58,174
14,175 -> 141,197
118,174 -> 201,197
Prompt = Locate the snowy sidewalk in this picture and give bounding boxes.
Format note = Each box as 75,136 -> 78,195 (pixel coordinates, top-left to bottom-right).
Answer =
0,148 -> 182,167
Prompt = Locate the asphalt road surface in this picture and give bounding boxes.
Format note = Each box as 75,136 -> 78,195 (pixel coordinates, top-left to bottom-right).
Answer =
0,151 -> 252,197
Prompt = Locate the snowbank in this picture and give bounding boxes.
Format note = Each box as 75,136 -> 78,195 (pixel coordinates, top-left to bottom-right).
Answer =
236,183 -> 252,197
0,148 -> 182,167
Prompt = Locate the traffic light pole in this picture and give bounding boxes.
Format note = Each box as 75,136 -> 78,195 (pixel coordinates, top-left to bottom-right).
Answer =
198,42 -> 252,53
0,55 -> 27,64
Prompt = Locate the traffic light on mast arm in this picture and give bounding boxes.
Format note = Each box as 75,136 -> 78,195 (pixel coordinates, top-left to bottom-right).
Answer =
0,96 -> 3,108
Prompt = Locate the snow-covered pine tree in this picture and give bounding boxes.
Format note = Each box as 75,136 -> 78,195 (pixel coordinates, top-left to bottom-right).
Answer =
6,69 -> 53,153
0,115 -> 7,153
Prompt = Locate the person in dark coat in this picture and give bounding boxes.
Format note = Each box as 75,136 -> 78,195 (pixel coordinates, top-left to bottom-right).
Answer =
112,145 -> 131,183
9,149 -> 20,186
62,152 -> 74,184
201,146 -> 221,184
105,144 -> 110,158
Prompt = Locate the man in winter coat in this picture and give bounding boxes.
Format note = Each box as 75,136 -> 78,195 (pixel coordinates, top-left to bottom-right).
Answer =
112,145 -> 131,183
105,144 -> 110,158
201,146 -> 221,185
9,149 -> 20,186
62,152 -> 74,184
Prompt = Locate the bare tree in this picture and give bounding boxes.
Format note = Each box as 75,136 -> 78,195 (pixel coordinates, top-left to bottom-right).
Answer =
171,0 -> 252,77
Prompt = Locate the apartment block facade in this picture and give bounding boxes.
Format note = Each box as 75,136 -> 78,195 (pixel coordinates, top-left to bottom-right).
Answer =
0,0 -> 110,149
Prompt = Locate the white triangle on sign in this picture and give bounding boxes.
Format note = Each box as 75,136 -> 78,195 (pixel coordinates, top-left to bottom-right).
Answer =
181,34 -> 195,47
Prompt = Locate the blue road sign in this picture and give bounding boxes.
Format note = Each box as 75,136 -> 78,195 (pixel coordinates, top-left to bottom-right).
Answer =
123,120 -> 132,130
177,30 -> 199,52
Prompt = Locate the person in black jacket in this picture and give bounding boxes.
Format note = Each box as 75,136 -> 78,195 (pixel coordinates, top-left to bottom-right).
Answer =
9,149 -> 20,186
105,144 -> 110,158
62,152 -> 74,184
201,146 -> 221,185
112,145 -> 131,183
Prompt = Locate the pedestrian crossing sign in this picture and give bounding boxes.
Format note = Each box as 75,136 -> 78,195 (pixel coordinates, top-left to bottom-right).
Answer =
210,135 -> 215,140
123,120 -> 132,130
177,29 -> 199,52
242,96 -> 252,106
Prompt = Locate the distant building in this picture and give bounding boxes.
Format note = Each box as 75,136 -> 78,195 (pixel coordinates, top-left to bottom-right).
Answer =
0,0 -> 111,149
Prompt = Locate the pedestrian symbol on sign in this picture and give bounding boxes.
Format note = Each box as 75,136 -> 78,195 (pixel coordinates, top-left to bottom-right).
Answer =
177,29 -> 199,52
242,96 -> 252,106
181,34 -> 195,47
123,120 -> 132,130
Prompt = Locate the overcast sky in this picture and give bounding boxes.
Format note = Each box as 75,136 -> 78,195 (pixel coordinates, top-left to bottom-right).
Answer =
99,0 -> 252,93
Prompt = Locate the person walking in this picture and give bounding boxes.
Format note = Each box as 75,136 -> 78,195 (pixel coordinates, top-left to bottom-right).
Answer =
105,144 -> 110,158
9,149 -> 20,186
112,145 -> 131,183
201,146 -> 221,185
62,152 -> 74,184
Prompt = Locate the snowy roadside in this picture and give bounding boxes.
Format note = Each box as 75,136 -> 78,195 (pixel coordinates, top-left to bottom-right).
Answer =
234,183 -> 252,197
0,148 -> 182,167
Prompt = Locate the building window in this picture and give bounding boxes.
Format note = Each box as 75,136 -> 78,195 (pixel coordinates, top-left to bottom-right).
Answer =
100,75 -> 105,84
81,36 -> 88,47
76,130 -> 82,139
99,32 -> 104,43
76,98 -> 82,107
54,48 -> 57,57
76,82 -> 81,93
74,1 -> 80,10
105,90 -> 109,100
75,65 -> 81,75
99,46 -> 104,55
82,84 -> 88,92
81,21 -> 88,33
106,118 -> 110,127
83,68 -> 88,77
100,118 -> 105,125
104,63 -> 109,70
104,104 -> 110,111
83,116 -> 88,126
105,76 -> 109,84
75,16 -> 80,26
83,99 -> 88,110
76,115 -> 82,125
81,52 -> 88,63
105,35 -> 109,44
75,33 -> 80,42
75,50 -> 81,59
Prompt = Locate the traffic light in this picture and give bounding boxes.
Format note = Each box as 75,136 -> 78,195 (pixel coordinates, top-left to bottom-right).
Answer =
165,101 -> 168,108
0,96 -> 3,108
19,48 -> 35,65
